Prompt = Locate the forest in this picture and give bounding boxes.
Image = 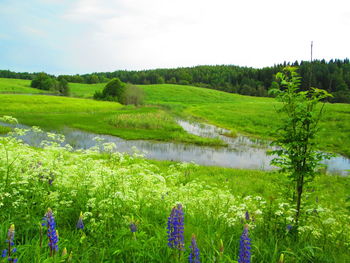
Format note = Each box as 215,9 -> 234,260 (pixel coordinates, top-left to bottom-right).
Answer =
0,59 -> 349,102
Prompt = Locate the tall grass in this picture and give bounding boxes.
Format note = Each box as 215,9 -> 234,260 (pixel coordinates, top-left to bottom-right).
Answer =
109,110 -> 181,131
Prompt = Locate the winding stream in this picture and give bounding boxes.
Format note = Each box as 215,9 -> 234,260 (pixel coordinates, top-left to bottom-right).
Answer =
1,121 -> 349,175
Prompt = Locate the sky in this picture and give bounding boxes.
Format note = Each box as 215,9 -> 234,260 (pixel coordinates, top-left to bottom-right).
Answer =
0,0 -> 349,75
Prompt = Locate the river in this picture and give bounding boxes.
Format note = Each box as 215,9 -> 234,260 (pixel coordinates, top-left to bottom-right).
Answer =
1,120 -> 349,175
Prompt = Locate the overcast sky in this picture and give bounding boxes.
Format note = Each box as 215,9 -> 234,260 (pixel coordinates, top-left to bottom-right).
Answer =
0,0 -> 349,75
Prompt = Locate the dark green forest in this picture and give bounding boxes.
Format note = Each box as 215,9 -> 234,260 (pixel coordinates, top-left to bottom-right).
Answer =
1,59 -> 349,102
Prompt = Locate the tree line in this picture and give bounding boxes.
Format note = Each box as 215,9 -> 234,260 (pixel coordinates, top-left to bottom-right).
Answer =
1,59 -> 349,102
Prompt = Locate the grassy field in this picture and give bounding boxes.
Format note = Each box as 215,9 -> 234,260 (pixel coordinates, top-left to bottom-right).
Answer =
66,82 -> 350,156
0,78 -> 54,94
0,133 -> 349,262
0,94 -> 222,146
0,79 -> 349,156
0,79 -> 349,262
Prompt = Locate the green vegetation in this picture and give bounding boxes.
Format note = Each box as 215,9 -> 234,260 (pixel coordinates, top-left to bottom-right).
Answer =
270,67 -> 332,225
93,78 -> 125,101
2,59 -> 350,102
31,73 -> 70,95
0,66 -> 349,262
0,78 -> 54,94
142,84 -> 350,157
0,132 -> 349,262
0,94 -> 222,146
0,78 -> 349,156
68,82 -> 104,98
94,78 -> 144,106
0,125 -> 11,134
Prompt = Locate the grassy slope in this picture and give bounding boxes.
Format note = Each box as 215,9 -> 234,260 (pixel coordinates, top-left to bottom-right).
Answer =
0,94 -> 222,145
59,81 -> 350,156
143,84 -> 350,157
1,79 -> 349,156
0,78 -> 54,94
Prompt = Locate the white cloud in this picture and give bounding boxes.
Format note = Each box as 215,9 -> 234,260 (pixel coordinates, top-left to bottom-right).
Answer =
2,0 -> 350,74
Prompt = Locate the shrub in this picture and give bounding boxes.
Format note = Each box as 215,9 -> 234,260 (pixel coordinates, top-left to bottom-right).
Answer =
120,84 -> 144,106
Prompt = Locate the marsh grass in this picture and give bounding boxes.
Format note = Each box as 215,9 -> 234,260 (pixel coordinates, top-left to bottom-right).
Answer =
109,108 -> 181,131
0,125 -> 11,134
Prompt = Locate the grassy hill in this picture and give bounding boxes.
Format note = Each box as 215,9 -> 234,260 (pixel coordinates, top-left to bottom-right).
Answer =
0,78 -> 349,156
0,78 -> 55,94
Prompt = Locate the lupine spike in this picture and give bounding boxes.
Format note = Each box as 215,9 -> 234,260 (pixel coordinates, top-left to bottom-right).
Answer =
2,224 -> 17,262
245,211 -> 250,221
238,224 -> 251,263
167,204 -> 184,251
43,208 -> 59,256
129,222 -> 137,233
76,212 -> 84,230
188,234 -> 200,263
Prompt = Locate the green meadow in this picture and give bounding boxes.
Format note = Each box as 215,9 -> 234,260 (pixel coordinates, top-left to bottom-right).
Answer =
0,94 -> 222,146
69,82 -> 350,157
0,79 -> 349,156
0,78 -> 54,94
0,77 -> 349,262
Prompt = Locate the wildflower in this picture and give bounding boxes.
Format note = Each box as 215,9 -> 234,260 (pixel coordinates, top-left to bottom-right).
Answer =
245,211 -> 250,221
286,224 -> 293,231
43,208 -> 59,256
188,234 -> 200,263
2,224 -> 17,262
129,222 -> 137,233
76,212 -> 84,230
167,204 -> 184,250
238,225 -> 251,263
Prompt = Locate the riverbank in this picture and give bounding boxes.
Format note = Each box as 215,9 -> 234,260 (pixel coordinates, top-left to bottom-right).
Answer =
0,78 -> 349,157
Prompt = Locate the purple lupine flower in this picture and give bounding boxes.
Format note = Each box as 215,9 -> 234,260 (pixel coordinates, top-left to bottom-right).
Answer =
43,208 -> 59,256
245,211 -> 250,221
2,224 -> 17,262
238,225 -> 251,263
188,234 -> 200,263
286,224 -> 293,231
129,222 -> 137,233
167,204 -> 184,250
76,212 -> 84,230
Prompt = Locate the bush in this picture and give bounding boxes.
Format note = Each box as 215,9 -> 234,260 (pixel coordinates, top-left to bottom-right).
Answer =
120,84 -> 144,106
100,78 -> 125,102
31,73 -> 57,91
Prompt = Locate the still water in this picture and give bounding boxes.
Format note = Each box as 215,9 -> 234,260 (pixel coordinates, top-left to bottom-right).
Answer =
1,121 -> 349,175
